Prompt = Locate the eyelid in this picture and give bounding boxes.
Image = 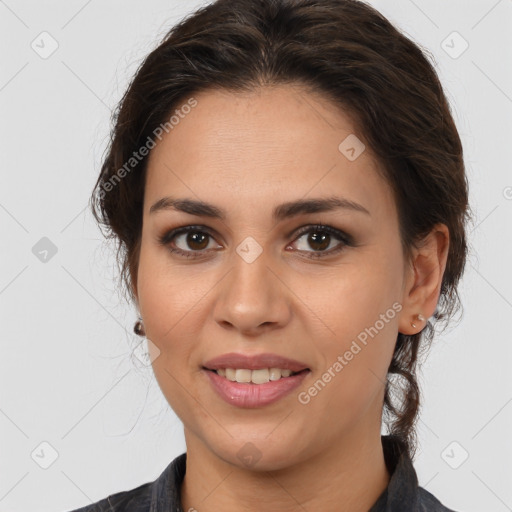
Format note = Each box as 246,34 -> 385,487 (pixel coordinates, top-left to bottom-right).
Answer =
290,224 -> 353,246
157,225 -> 221,249
158,223 -> 354,259
160,223 -> 352,243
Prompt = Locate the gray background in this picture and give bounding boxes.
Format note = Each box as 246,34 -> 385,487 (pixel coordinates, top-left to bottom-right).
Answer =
1,1 -> 511,511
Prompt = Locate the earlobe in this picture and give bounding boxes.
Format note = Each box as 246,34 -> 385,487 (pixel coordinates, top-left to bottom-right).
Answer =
398,223 -> 450,335
410,313 -> 426,329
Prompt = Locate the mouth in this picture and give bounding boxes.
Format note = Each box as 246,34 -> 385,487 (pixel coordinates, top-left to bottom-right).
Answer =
202,366 -> 311,408
201,352 -> 311,407
202,367 -> 310,384
202,351 -> 311,385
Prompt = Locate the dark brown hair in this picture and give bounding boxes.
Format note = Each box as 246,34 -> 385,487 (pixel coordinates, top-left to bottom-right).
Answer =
90,0 -> 472,459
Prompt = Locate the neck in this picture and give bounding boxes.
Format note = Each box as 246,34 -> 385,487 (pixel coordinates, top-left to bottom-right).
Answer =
180,427 -> 390,512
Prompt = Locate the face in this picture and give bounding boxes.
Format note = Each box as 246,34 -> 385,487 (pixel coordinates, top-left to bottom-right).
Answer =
135,85 -> 410,470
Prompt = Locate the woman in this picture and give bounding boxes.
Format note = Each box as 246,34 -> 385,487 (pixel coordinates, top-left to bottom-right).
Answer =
70,0 -> 471,510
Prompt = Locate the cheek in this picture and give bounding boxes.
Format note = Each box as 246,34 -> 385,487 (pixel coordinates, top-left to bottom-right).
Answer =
310,263 -> 400,411
136,247 -> 206,421
136,244 -> 218,385
137,243 -> 210,337
134,240 -> 218,427
319,255 -> 400,337
309,317 -> 396,431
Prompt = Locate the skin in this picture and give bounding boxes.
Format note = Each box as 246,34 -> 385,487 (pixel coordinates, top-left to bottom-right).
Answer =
133,84 -> 449,512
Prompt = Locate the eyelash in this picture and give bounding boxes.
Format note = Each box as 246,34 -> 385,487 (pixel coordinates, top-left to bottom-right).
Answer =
158,224 -> 354,260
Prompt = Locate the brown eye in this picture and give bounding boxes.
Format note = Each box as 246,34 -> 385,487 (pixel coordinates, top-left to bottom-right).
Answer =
290,225 -> 353,259
158,226 -> 221,259
181,231 -> 210,251
170,230 -> 217,252
303,231 -> 331,251
159,224 -> 353,260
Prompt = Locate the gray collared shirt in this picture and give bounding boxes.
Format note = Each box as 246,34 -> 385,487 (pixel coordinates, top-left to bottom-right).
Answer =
67,435 -> 457,512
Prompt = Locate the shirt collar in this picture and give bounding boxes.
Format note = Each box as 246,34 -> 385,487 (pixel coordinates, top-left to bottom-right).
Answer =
369,435 -> 420,511
149,434 -> 419,512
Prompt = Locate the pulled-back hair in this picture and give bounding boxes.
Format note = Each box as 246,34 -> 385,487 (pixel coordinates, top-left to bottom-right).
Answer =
91,0 -> 472,459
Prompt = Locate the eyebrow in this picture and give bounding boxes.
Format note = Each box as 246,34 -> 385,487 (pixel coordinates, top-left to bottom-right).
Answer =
149,195 -> 370,221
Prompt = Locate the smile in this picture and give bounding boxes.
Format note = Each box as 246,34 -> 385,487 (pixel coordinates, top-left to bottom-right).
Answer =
203,367 -> 310,408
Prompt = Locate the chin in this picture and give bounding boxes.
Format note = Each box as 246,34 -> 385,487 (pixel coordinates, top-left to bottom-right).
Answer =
209,433 -> 309,472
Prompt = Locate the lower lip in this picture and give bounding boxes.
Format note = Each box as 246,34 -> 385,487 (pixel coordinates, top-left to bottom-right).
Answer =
204,369 -> 310,408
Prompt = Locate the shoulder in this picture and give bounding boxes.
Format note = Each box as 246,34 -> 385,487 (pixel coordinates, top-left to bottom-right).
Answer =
66,481 -> 152,511
418,486 -> 460,512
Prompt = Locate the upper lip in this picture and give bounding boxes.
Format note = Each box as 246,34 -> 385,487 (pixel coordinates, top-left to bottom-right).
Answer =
203,352 -> 310,372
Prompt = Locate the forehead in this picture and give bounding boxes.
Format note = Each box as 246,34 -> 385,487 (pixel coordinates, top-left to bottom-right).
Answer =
144,85 -> 395,223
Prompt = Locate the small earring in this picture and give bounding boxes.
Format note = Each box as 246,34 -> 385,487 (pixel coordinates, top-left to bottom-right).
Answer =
410,313 -> 426,329
134,318 -> 145,336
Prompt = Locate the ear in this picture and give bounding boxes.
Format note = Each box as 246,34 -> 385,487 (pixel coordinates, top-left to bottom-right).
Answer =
398,223 -> 450,335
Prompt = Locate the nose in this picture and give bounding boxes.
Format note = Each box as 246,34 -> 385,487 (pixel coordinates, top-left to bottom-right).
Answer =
212,243 -> 292,337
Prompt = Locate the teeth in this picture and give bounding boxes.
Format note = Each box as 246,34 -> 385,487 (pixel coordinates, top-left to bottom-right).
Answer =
235,369 -> 252,383
217,367 -> 295,383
